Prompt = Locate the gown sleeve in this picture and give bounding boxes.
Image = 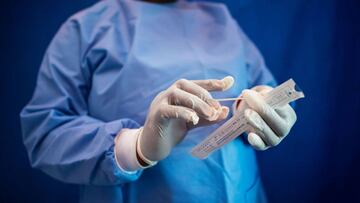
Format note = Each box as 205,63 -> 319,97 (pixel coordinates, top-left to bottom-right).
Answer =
232,26 -> 278,112
20,19 -> 142,186
237,26 -> 298,109
238,26 -> 277,88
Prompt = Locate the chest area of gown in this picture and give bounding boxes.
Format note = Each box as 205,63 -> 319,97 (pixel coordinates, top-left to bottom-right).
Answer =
88,8 -> 249,123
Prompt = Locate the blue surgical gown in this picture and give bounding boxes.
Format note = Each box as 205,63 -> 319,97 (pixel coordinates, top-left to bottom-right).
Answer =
20,0 -> 276,202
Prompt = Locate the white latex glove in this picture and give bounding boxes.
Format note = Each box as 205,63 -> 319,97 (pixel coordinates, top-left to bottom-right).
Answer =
139,76 -> 234,162
237,85 -> 297,150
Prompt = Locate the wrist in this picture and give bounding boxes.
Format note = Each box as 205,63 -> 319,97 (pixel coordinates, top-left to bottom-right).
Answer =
136,127 -> 158,168
114,127 -> 156,173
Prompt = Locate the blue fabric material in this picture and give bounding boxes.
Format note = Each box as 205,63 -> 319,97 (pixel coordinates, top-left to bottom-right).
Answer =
217,0 -> 360,202
20,0 -> 276,202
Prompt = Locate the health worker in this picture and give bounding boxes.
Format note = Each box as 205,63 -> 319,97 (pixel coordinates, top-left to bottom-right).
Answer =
20,0 -> 297,202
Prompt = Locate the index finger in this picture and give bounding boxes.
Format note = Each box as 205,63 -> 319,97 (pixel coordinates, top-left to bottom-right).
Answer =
192,76 -> 234,92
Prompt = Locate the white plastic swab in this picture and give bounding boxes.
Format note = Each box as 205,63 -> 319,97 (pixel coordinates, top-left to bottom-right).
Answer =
215,96 -> 243,102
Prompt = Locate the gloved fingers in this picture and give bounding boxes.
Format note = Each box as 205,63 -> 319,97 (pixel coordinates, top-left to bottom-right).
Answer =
234,98 -> 247,113
192,76 -> 234,92
159,105 -> 200,125
213,106 -> 229,121
235,85 -> 272,112
275,104 -> 297,127
247,132 -> 269,151
242,89 -> 288,137
192,106 -> 229,128
251,85 -> 273,95
245,109 -> 281,147
175,79 -> 221,109
169,88 -> 220,120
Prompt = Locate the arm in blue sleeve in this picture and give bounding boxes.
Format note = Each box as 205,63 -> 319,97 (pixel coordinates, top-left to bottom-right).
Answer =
237,27 -> 277,88
20,19 -> 142,185
237,27 -> 297,108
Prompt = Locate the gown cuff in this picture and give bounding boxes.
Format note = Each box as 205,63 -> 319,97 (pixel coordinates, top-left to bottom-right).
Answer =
114,128 -> 143,173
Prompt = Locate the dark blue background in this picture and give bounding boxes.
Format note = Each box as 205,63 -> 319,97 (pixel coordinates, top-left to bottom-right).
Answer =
1,0 -> 359,202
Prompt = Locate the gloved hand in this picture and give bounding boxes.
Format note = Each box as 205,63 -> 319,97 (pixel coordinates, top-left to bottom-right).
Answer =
236,85 -> 297,150
139,76 -> 234,162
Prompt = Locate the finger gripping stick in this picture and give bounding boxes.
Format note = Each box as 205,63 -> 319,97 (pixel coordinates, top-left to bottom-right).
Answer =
190,78 -> 305,159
